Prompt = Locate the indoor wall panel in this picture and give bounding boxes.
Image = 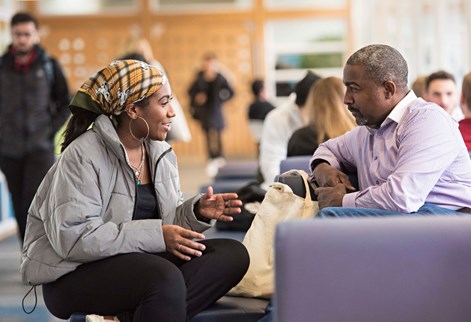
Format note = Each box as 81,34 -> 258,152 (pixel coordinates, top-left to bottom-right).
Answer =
153,20 -> 256,162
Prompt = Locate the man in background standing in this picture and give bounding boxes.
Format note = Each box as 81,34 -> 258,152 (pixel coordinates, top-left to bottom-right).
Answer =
188,52 -> 234,177
0,12 -> 70,245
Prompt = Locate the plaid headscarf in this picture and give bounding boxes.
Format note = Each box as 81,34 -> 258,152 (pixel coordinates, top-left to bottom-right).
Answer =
69,59 -> 167,115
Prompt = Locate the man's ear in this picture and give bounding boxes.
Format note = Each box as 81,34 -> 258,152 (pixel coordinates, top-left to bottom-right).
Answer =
34,30 -> 40,45
125,103 -> 138,119
384,80 -> 396,99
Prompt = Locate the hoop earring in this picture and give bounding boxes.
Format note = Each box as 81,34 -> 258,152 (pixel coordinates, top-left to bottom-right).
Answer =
129,116 -> 150,141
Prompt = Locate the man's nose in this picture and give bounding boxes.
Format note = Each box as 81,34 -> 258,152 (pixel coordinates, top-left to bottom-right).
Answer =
344,92 -> 353,105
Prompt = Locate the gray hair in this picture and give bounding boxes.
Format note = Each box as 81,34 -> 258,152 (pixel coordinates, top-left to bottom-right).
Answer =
346,44 -> 408,89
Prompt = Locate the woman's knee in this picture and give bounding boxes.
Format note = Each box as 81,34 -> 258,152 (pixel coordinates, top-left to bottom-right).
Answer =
144,256 -> 186,296
204,239 -> 249,276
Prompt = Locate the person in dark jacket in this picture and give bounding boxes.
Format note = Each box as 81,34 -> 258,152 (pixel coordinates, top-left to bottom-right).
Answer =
188,52 -> 234,177
0,12 -> 70,245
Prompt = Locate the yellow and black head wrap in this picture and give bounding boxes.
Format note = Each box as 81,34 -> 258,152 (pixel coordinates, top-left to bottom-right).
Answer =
69,59 -> 167,115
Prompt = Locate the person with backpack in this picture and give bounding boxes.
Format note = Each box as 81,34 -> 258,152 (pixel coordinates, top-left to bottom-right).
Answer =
0,12 -> 71,246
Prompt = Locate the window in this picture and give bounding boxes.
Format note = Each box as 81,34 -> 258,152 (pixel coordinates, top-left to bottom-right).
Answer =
37,0 -> 137,15
265,0 -> 346,9
352,0 -> 469,85
265,18 -> 346,98
151,0 -> 252,12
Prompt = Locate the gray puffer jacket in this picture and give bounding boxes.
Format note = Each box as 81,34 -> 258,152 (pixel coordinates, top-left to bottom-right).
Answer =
21,115 -> 211,285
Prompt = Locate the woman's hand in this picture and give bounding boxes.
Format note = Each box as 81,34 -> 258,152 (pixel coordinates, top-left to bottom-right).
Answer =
162,225 -> 206,261
196,186 -> 242,222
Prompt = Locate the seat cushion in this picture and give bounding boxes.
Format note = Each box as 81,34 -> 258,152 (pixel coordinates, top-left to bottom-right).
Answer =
215,160 -> 258,181
69,296 -> 268,322
190,296 -> 268,322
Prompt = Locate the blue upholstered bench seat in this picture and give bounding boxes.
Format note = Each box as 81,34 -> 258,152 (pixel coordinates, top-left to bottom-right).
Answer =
190,296 -> 267,322
69,296 -> 267,322
215,160 -> 258,181
199,178 -> 252,194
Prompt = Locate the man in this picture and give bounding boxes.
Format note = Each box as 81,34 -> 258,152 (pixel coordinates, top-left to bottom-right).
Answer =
188,52 -> 234,177
259,71 -> 320,189
311,44 -> 471,217
0,12 -> 70,245
424,70 -> 463,120
247,79 -> 275,147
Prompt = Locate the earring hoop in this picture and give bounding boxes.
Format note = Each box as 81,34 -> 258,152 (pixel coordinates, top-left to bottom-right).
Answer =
129,116 -> 150,141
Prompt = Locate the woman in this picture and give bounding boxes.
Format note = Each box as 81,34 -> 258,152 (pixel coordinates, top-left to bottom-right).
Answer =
20,60 -> 249,322
287,76 -> 356,156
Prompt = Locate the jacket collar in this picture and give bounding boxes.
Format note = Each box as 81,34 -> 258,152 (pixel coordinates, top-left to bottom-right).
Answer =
92,114 -> 171,164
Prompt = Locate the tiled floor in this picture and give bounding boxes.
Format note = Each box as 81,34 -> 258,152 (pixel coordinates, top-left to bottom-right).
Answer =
0,160 -> 215,321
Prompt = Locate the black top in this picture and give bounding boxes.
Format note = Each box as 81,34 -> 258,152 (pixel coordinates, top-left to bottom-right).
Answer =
248,99 -> 276,120
133,183 -> 161,220
188,71 -> 234,130
287,125 -> 324,157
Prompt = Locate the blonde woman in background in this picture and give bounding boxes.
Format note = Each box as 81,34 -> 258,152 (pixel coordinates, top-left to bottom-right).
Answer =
287,76 -> 356,156
119,37 -> 192,143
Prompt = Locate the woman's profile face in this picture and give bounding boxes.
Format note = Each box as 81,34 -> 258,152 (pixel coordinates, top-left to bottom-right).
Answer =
138,82 -> 175,141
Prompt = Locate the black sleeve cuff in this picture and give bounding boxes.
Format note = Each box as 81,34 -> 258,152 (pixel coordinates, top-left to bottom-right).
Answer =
194,201 -> 212,223
310,159 -> 330,172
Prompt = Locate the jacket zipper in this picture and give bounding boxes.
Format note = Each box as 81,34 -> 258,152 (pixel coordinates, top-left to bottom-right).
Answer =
153,147 -> 173,218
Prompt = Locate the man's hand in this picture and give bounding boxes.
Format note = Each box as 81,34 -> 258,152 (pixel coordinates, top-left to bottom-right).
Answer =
195,92 -> 207,106
315,184 -> 347,209
312,163 -> 356,190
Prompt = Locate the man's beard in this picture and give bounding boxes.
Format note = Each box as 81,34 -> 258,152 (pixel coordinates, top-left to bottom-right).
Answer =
348,106 -> 368,126
14,45 -> 34,57
15,50 -> 29,56
355,114 -> 368,126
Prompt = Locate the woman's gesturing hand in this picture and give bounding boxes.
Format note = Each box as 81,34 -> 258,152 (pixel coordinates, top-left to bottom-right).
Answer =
163,225 -> 206,261
196,186 -> 242,222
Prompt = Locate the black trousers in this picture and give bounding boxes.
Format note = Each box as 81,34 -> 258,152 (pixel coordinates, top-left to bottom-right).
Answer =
204,128 -> 223,159
43,238 -> 249,322
0,150 -> 54,245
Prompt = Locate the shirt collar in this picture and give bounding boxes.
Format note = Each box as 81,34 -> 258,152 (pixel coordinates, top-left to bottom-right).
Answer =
387,90 -> 417,123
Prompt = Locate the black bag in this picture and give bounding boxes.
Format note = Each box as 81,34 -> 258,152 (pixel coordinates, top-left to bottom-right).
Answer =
189,104 -> 203,121
216,181 -> 266,232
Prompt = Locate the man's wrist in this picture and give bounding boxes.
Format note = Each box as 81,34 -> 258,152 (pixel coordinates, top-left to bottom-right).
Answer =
311,159 -> 330,172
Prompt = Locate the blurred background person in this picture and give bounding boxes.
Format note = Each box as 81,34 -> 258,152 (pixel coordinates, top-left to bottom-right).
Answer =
0,12 -> 70,246
258,71 -> 321,189
424,70 -> 463,121
247,79 -> 275,155
287,76 -> 356,157
459,71 -> 471,153
411,74 -> 427,98
119,37 -> 192,143
188,52 -> 235,177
